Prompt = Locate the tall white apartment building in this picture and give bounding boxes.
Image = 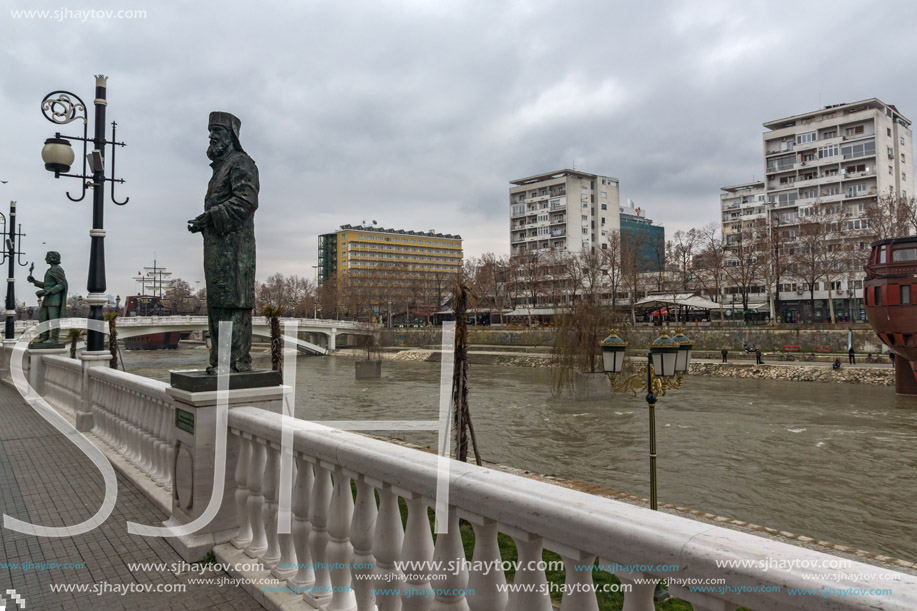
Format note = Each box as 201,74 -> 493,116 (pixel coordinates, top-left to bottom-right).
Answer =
720,98 -> 914,321
509,169 -> 620,256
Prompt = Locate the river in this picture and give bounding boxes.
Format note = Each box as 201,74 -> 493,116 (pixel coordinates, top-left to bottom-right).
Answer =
121,345 -> 917,561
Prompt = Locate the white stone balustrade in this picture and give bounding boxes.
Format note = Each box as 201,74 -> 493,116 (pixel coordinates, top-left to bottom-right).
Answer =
41,355 -> 82,417
225,406 -> 917,611
39,356 -> 175,491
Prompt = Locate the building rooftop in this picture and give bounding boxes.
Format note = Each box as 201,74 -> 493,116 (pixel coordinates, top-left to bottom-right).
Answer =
763,98 -> 911,130
720,181 -> 765,193
509,169 -> 619,186
337,224 -> 461,240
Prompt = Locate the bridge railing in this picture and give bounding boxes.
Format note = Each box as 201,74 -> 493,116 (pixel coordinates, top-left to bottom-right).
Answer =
15,317 -> 373,331
40,355 -> 175,491
227,406 -> 917,611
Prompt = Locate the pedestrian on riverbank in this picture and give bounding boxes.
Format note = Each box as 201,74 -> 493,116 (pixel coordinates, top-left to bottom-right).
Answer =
721,348 -> 728,363
890,352 -> 896,367
755,347 -> 763,365
833,358 -> 842,371
848,346 -> 855,365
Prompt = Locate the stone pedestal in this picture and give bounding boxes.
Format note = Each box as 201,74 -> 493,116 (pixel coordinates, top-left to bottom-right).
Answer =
26,346 -> 68,397
165,370 -> 286,562
355,358 -> 382,379
78,350 -> 111,431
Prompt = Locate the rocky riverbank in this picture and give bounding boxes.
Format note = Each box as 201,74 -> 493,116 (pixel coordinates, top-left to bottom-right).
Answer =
336,348 -> 895,386
690,362 -> 894,385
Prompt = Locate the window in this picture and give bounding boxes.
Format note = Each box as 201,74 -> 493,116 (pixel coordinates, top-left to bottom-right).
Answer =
904,174 -> 908,182
818,144 -> 838,158
797,131 -> 816,144
581,188 -> 588,195
888,128 -> 893,137
901,136 -> 906,146
822,129 -> 837,139
902,154 -> 906,163
582,215 -> 587,221
903,285 -> 912,305
582,228 -> 588,235
845,125 -> 865,137
601,191 -> 607,198
601,203 -> 607,210
840,140 -> 876,159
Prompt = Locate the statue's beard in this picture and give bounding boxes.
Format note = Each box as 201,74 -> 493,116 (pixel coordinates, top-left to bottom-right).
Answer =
207,139 -> 230,160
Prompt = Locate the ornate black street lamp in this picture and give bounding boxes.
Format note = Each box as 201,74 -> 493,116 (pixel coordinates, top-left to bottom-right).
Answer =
40,75 -> 129,351
600,328 -> 692,510
0,201 -> 29,340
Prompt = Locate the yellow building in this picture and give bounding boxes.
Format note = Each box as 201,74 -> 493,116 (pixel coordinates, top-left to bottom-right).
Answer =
318,224 -> 463,321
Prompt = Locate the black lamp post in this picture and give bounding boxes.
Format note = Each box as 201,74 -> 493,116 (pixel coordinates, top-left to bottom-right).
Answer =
601,328 -> 692,510
40,75 -> 129,351
0,201 -> 29,340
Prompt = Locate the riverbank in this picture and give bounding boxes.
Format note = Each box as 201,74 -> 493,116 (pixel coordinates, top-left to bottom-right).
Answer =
336,348 -> 896,386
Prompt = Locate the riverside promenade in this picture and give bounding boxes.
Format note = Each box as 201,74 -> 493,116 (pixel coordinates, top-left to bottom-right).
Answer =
0,381 -> 263,611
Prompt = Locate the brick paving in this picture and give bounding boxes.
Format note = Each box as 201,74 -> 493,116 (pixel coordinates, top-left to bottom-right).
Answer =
0,382 -> 264,610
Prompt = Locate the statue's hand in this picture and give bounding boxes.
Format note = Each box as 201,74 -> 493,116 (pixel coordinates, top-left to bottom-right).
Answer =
26,275 -> 34,283
187,220 -> 202,233
36,290 -> 46,297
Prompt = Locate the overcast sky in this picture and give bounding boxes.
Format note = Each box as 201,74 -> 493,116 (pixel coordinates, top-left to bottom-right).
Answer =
2,0 -> 917,304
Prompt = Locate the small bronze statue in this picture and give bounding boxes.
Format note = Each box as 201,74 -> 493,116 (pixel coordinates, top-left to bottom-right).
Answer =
188,111 -> 259,374
27,251 -> 68,346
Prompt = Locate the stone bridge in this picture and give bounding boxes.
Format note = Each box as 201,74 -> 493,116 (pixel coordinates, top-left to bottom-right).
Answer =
13,316 -> 374,355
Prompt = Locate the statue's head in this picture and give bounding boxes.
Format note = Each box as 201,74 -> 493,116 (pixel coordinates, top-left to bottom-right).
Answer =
207,111 -> 243,160
45,251 -> 61,265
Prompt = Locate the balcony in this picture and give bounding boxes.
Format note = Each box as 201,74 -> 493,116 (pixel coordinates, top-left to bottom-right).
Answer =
842,169 -> 876,180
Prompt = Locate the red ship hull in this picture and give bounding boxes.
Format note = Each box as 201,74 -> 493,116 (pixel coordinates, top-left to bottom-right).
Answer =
123,332 -> 181,351
864,236 -> 917,395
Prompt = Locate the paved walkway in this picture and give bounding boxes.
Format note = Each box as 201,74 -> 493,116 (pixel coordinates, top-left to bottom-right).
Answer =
0,382 -> 264,611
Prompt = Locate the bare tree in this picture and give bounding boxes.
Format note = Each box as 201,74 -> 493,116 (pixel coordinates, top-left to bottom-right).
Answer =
863,193 -> 917,240
600,230 -> 624,315
793,217 -> 826,321
621,230 -> 648,324
693,223 -> 727,320
723,222 -> 763,312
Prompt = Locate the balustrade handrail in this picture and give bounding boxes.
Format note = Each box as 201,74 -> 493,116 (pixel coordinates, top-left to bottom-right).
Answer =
87,364 -> 172,400
228,406 -> 917,610
43,354 -> 84,372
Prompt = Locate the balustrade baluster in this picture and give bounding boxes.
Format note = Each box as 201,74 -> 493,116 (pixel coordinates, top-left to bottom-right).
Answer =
373,485 -> 404,611
431,507 -> 468,610
150,401 -> 165,485
325,468 -> 357,610
559,553 -> 597,611
351,479 -> 377,611
262,443 -> 281,569
612,569 -> 655,611
230,435 -> 253,549
139,400 -> 153,474
506,535 -> 551,611
162,406 -> 174,492
289,457 -> 315,593
401,495 -> 433,610
272,463 -> 298,583
466,519 -> 507,611
244,440 -> 268,559
306,463 -> 333,604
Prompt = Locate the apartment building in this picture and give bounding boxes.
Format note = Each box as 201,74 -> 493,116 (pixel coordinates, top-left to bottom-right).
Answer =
509,169 -> 620,256
318,224 -> 463,319
720,98 -> 914,322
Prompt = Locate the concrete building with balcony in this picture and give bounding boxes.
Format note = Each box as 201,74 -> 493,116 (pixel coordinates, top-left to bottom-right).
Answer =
509,169 -> 620,256
720,99 -> 914,322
